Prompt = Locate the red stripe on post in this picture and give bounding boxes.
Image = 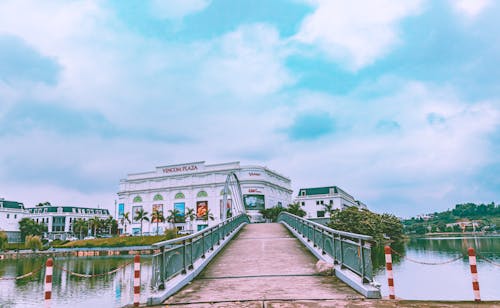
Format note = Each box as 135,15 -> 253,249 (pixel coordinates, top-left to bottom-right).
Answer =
386,263 -> 392,271
388,278 -> 394,286
44,258 -> 53,301
473,281 -> 480,290
384,246 -> 395,300
470,264 -> 477,273
468,247 -> 481,302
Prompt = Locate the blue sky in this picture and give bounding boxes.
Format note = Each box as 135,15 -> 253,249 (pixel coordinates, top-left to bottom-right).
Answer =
0,0 -> 498,217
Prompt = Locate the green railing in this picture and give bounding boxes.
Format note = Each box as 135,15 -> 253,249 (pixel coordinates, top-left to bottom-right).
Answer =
278,212 -> 374,283
150,213 -> 250,290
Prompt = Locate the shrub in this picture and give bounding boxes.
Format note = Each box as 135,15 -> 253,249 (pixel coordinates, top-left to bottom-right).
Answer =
0,230 -> 7,251
25,235 -> 43,251
164,228 -> 178,239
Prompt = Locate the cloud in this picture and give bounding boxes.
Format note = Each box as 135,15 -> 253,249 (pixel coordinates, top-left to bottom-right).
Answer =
149,0 -> 211,20
294,0 -> 423,70
449,0 -> 492,19
198,24 -> 294,98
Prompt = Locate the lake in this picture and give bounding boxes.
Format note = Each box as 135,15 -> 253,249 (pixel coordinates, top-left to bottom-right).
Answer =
372,236 -> 500,300
0,256 -> 153,307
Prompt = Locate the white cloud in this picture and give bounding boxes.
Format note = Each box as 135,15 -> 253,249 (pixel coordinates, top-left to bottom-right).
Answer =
449,0 -> 492,19
198,24 -> 294,98
149,0 -> 211,20
294,0 -> 423,70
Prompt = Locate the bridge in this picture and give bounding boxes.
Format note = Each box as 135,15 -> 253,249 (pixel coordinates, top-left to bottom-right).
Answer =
147,212 -> 380,306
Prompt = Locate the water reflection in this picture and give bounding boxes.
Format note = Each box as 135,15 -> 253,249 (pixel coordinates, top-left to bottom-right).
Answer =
0,256 -> 153,308
372,236 -> 500,300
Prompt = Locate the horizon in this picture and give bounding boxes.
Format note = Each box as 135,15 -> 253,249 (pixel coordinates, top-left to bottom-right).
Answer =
0,0 -> 499,217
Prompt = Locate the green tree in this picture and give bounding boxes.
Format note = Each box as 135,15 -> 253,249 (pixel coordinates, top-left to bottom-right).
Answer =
185,208 -> 196,232
73,219 -> 88,239
151,209 -> 165,235
0,230 -> 7,251
103,216 -> 116,235
166,209 -> 182,231
328,207 -> 404,242
18,218 -> 47,239
260,205 -> 286,222
120,212 -> 131,234
88,217 -> 101,237
25,235 -> 42,251
287,203 -> 306,217
134,208 -> 150,236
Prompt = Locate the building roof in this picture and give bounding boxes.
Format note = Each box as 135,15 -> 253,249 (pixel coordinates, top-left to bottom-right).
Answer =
297,186 -> 339,196
0,200 -> 25,209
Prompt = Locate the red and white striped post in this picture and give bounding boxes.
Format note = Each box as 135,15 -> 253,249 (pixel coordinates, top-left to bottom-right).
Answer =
384,246 -> 395,299
468,247 -> 481,302
133,254 -> 141,307
44,258 -> 53,301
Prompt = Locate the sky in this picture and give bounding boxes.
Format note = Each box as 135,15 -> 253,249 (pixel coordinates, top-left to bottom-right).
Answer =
0,0 -> 499,217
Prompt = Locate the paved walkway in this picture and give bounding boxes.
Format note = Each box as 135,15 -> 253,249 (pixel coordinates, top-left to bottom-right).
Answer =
164,223 -> 363,306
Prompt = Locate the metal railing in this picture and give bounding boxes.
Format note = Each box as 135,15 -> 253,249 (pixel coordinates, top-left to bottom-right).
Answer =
278,212 -> 374,283
150,213 -> 250,290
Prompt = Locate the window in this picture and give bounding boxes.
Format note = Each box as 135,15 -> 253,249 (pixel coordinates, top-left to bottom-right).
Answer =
301,202 -> 305,206
320,200 -> 324,205
174,192 -> 185,199
301,190 -> 305,196
6,214 -> 9,219
14,214 -> 17,219
317,211 -> 325,218
153,194 -> 163,201
133,196 -> 143,203
197,190 -> 208,198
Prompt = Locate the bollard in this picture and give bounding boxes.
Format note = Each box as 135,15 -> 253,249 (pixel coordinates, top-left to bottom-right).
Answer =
468,248 -> 481,302
134,255 -> 141,307
384,246 -> 395,299
44,258 -> 53,301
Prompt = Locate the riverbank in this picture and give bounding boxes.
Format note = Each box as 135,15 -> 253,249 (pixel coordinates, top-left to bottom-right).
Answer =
407,232 -> 499,238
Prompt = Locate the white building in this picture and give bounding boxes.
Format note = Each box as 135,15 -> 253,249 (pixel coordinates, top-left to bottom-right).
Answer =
117,161 -> 292,234
27,206 -> 111,240
0,199 -> 28,242
295,186 -> 368,219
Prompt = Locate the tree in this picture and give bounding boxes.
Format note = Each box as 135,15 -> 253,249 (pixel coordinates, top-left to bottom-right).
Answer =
88,217 -> 101,237
134,208 -> 150,236
73,219 -> 88,239
287,203 -> 306,217
120,212 -> 131,234
104,216 -> 115,235
151,209 -> 165,235
323,202 -> 334,217
19,218 -> 47,239
0,230 -> 7,251
185,208 -> 196,231
260,205 -> 285,222
328,207 -> 404,243
25,235 -> 42,251
166,209 -> 182,231
201,209 -> 214,224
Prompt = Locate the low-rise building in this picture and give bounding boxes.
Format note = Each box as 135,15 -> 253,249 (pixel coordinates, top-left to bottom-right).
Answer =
0,198 -> 28,242
27,205 -> 111,240
295,186 -> 368,219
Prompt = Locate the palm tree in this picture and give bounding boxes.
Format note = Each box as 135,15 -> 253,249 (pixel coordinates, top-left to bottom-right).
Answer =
287,203 -> 306,217
88,216 -> 101,237
166,209 -> 181,232
134,209 -> 150,236
323,202 -> 333,217
151,209 -> 165,235
185,208 -> 196,232
202,209 -> 215,224
120,212 -> 131,235
104,216 -> 115,235
73,219 -> 88,239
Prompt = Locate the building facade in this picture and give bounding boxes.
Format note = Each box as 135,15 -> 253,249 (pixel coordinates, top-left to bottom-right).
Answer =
0,199 -> 28,242
117,161 -> 292,235
295,186 -> 368,219
27,206 -> 110,240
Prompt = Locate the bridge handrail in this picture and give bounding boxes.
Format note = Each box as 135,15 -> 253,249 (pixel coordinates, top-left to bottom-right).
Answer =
281,212 -> 373,241
150,213 -> 250,291
278,211 -> 374,283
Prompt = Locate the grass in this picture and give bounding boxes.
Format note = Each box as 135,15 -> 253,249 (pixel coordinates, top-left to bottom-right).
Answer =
58,233 -> 179,248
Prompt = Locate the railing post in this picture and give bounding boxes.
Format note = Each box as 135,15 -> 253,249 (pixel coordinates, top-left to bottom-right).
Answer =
332,233 -> 336,263
182,239 -> 187,274
321,229 -> 326,254
339,237 -> 344,267
468,247 -> 481,302
384,246 -> 395,299
44,258 -> 53,302
201,231 -> 206,258
189,238 -> 194,270
133,255 -> 141,307
313,225 -> 316,247
159,246 -> 165,287
359,239 -> 366,283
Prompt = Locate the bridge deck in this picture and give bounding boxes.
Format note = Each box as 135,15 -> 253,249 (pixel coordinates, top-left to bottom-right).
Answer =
164,223 -> 363,306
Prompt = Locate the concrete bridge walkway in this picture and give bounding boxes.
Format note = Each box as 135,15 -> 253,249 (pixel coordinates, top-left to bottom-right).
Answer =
164,223 -> 364,306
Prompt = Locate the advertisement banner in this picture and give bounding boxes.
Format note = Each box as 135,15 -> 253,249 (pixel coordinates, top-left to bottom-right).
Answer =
243,194 -> 265,210
118,203 -> 124,218
132,206 -> 142,220
196,201 -> 208,219
174,202 -> 185,217
152,204 -> 163,222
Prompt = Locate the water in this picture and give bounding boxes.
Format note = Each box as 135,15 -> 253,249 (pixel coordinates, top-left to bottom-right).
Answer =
0,256 -> 153,307
372,236 -> 500,300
